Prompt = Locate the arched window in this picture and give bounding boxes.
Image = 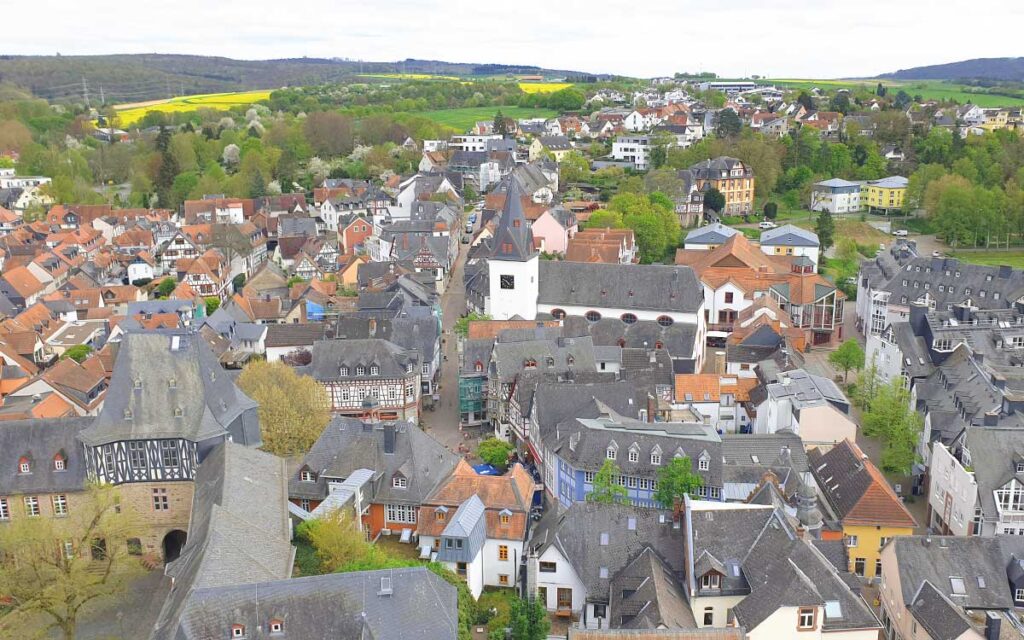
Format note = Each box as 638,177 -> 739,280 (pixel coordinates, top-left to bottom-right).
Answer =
655,341 -> 664,349
657,315 -> 674,327
53,452 -> 66,471
585,310 -> 602,322
617,338 -> 626,348
550,308 -> 566,320
620,313 -> 637,324
269,619 -> 284,634
17,456 -> 30,474
474,361 -> 484,373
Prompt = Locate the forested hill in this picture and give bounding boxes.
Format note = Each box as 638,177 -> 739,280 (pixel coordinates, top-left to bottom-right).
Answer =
0,54 -> 599,104
880,57 -> 1024,81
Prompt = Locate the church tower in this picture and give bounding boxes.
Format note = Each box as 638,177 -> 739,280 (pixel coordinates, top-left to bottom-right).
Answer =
487,179 -> 539,320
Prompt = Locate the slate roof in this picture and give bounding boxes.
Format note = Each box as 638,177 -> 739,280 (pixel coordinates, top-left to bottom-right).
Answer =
721,432 -> 808,472
169,566 -> 457,640
309,338 -> 419,381
538,262 -> 704,314
907,580 -> 974,640
610,547 -> 696,629
289,417 -> 458,504
263,322 -> 331,348
565,317 -> 699,363
153,442 -> 293,639
532,381 -> 644,449
551,405 -> 722,489
531,502 -> 684,601
684,223 -> 739,245
962,428 -> 1024,524
0,417 -> 91,495
808,439 -> 917,528
80,333 -> 259,446
488,178 -> 536,262
889,535 -> 1024,611
759,224 -> 819,248
491,334 -> 597,383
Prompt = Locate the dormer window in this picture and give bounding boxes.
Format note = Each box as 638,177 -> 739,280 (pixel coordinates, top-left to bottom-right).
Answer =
18,456 -> 30,474
133,378 -> 142,390
628,445 -> 639,463
435,506 -> 448,521
173,407 -> 184,418
268,619 -> 283,634
231,624 -> 246,638
370,365 -> 379,376
698,453 -> 709,471
53,453 -> 65,471
300,468 -> 315,482
393,475 -> 407,489
124,408 -> 133,419
651,448 -> 662,466
340,365 -> 349,376
606,446 -> 617,460
500,513 -> 511,525
700,572 -> 721,589
356,366 -> 365,376
1017,462 -> 1024,474
474,361 -> 483,373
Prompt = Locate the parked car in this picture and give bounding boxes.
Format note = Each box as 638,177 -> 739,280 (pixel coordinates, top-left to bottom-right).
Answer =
758,221 -> 777,230
893,229 -> 908,237
469,213 -> 477,223
462,235 -> 471,244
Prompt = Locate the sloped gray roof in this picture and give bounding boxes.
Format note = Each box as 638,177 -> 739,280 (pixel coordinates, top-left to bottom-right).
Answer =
964,427 -> 1024,524
153,442 -> 293,639
170,567 -> 458,640
491,335 -> 597,383
489,179 -> 536,262
685,223 -> 738,245
80,333 -> 258,446
610,547 -> 696,629
531,502 -> 683,601
760,224 -> 819,248
538,262 -> 703,314
0,418 -> 91,495
289,417 -> 458,504
309,338 -> 419,381
907,581 -> 973,640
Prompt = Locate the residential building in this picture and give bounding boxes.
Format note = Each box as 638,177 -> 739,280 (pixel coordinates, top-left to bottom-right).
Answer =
863,176 -> 908,213
672,374 -> 756,433
759,225 -> 821,269
879,536 -> 1024,640
544,406 -> 722,507
809,439 -> 917,581
755,369 -> 856,446
565,228 -> 638,264
688,157 -> 755,215
611,136 -> 651,170
308,338 -> 422,422
288,416 -> 458,537
812,179 -> 863,215
417,461 -> 535,598
683,224 -> 739,251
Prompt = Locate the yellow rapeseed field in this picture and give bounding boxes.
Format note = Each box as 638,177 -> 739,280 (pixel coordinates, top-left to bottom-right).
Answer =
113,90 -> 273,125
518,82 -> 573,94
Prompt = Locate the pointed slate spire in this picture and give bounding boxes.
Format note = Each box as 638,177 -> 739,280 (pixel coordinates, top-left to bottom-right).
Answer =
489,178 -> 535,262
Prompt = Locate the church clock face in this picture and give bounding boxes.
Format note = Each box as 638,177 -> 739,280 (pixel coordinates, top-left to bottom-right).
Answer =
500,274 -> 515,290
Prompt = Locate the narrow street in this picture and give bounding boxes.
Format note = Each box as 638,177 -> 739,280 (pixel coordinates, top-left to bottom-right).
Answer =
420,210 -> 480,454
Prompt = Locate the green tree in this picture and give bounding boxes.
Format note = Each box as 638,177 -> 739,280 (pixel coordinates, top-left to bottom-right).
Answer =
588,459 -> 627,504
558,151 -> 591,185
604,192 -> 680,263
237,360 -> 331,456
763,201 -> 778,220
704,187 -> 725,213
156,277 -> 177,298
508,595 -> 551,640
477,438 -> 514,470
714,108 -> 742,138
493,110 -> 509,136
61,344 -> 94,363
454,312 -> 491,337
861,379 -> 922,475
205,296 -> 221,316
828,339 -> 865,382
0,484 -> 140,640
653,456 -> 704,511
815,209 -> 835,252
299,510 -> 416,574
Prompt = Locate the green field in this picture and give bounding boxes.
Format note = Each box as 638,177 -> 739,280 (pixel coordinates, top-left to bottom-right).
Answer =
418,106 -> 558,130
950,251 -> 1024,269
769,78 -> 1024,107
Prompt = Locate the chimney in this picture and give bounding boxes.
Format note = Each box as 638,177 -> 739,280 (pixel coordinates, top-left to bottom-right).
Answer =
383,423 -> 396,454
953,303 -> 972,323
985,612 -> 1002,640
984,411 -> 1000,427
908,301 -> 928,336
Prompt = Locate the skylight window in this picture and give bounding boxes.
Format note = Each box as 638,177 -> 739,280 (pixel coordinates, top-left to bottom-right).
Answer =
950,577 -> 966,595
824,601 -> 842,619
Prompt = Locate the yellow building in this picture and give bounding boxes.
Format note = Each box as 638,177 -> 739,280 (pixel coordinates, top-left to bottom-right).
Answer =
980,108 -> 1010,132
689,156 -> 756,215
809,439 -> 917,580
863,175 -> 908,213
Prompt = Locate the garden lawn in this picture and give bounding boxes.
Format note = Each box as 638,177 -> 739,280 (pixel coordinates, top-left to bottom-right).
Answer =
417,106 -> 558,130
950,251 -> 1024,270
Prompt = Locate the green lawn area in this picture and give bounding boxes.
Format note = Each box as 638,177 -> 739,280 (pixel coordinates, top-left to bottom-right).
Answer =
417,106 -> 558,130
768,79 -> 1024,107
950,250 -> 1024,269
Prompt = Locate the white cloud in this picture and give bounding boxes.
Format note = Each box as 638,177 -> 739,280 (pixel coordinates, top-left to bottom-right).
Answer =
5,0 -> 1022,79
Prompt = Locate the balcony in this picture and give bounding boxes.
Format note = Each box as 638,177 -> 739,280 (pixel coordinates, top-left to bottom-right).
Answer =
707,323 -> 734,333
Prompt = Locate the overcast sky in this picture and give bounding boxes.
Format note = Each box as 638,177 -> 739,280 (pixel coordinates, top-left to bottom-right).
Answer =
5,0 -> 1022,78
